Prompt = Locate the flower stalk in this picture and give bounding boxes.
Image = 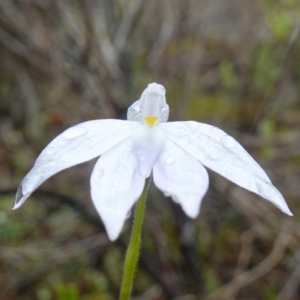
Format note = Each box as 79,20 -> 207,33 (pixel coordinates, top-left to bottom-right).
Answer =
119,177 -> 151,300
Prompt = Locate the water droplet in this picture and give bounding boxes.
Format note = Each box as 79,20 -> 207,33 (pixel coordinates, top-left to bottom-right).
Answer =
222,135 -> 236,149
127,146 -> 131,152
62,127 -> 87,140
198,134 -> 210,144
209,127 -> 219,135
45,149 -> 54,155
95,169 -> 104,179
164,192 -> 170,197
166,156 -> 176,165
207,146 -> 221,160
140,155 -> 146,161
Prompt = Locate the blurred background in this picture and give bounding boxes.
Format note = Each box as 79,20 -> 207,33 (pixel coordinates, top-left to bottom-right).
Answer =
0,0 -> 300,299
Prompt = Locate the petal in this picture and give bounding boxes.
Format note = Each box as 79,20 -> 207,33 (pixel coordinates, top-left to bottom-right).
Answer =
153,140 -> 209,218
131,125 -> 166,178
161,121 -> 292,216
14,120 -> 139,209
127,83 -> 169,124
90,138 -> 145,241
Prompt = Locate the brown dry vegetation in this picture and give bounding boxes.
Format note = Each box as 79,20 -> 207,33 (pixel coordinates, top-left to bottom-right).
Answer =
0,0 -> 300,299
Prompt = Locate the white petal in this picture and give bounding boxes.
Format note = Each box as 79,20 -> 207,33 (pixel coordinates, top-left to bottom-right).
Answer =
153,140 -> 209,218
161,121 -> 292,216
14,120 -> 139,209
90,138 -> 145,241
127,83 -> 169,124
131,125 -> 166,177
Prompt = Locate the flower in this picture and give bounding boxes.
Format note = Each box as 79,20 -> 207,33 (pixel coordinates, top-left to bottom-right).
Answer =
14,83 -> 292,240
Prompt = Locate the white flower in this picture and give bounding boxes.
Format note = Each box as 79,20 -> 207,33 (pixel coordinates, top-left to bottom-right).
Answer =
14,83 -> 292,240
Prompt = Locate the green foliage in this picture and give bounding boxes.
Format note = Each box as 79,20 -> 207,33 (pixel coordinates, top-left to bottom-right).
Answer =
104,248 -> 123,286
219,60 -> 237,89
55,283 -> 80,300
203,269 -> 220,294
262,283 -> 278,300
185,92 -> 239,125
36,286 -> 52,300
260,119 -> 276,139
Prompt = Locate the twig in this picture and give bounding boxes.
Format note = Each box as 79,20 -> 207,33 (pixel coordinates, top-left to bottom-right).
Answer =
277,253 -> 300,300
251,25 -> 300,128
204,225 -> 291,300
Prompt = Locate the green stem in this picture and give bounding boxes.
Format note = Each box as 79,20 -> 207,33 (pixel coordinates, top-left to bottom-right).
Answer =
119,177 -> 151,300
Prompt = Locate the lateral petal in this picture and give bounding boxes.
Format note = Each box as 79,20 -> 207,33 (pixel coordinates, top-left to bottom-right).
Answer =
90,138 -> 145,241
161,121 -> 292,216
14,120 -> 139,209
153,140 -> 209,218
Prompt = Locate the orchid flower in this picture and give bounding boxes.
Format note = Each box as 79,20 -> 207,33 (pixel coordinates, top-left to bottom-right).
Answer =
14,83 -> 292,241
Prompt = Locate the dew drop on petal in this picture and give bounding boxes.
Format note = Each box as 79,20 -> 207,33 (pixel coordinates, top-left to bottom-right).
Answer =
166,156 -> 176,165
45,149 -> 54,155
62,127 -> 87,140
209,126 -> 219,135
207,147 -> 221,160
94,169 -> 104,180
222,135 -> 236,149
198,134 -> 210,144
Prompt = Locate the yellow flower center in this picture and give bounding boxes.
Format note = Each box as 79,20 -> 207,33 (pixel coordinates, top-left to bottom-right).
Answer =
144,116 -> 158,126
